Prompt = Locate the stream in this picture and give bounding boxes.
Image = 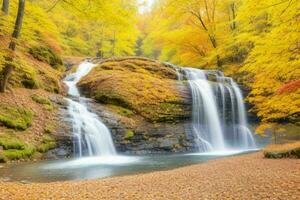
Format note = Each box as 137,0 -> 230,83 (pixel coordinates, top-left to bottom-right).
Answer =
0,150 -> 259,183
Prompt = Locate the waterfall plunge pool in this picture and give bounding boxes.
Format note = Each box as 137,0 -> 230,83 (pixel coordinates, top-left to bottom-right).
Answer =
0,149 -> 259,183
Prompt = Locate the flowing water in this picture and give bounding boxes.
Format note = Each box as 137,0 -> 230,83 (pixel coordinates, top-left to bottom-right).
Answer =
0,150 -> 259,183
64,61 -> 116,157
179,67 -> 256,152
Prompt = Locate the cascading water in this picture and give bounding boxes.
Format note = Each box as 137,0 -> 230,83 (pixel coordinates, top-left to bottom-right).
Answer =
64,61 -> 116,157
176,67 -> 256,152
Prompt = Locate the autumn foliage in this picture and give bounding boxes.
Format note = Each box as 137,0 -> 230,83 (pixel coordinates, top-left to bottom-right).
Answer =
139,0 -> 300,124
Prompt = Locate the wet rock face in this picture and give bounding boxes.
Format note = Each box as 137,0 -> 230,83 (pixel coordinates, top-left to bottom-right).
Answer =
45,97 -> 73,159
87,99 -> 194,154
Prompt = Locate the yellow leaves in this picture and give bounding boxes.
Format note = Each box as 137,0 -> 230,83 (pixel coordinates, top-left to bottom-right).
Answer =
256,123 -> 275,136
251,88 -> 300,122
256,122 -> 287,137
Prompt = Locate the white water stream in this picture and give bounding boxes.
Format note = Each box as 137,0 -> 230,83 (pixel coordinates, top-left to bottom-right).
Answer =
179,67 -> 256,152
64,61 -> 116,157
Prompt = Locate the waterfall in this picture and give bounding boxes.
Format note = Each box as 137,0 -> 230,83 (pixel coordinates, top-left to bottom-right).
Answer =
64,61 -> 116,157
178,67 -> 256,152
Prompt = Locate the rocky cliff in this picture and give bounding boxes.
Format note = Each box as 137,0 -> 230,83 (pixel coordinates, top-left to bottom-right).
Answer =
77,57 -> 194,154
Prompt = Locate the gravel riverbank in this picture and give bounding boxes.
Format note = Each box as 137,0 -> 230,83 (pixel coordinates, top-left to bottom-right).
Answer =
0,152 -> 299,200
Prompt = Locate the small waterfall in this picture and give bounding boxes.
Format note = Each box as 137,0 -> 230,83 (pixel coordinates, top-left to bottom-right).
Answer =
177,67 -> 256,152
64,61 -> 116,157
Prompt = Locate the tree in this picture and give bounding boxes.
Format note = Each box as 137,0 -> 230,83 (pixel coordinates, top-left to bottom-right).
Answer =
1,0 -> 9,15
0,0 -> 25,92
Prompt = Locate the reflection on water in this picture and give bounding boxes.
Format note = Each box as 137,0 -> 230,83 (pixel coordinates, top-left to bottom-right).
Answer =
0,150 -> 259,183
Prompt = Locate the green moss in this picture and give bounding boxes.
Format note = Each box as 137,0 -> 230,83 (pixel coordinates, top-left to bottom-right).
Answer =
69,65 -> 78,74
15,61 -> 40,89
0,137 -> 25,150
44,124 -> 56,134
0,136 -> 37,162
3,145 -> 36,160
95,93 -> 132,110
29,46 -> 65,71
31,94 -> 54,111
125,130 -> 135,140
0,104 -> 33,130
108,105 -> 134,117
37,142 -> 56,153
36,135 -> 56,153
31,94 -> 52,105
21,79 -> 39,89
45,104 -> 54,111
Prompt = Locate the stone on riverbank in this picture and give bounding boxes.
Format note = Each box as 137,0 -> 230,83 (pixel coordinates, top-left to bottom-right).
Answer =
264,141 -> 300,159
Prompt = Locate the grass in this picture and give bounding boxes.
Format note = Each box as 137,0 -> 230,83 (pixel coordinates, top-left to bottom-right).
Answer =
264,141 -> 300,159
0,104 -> 33,130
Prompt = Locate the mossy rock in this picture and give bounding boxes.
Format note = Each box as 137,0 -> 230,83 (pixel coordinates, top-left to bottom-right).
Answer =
264,141 -> 300,159
0,137 -> 36,162
37,135 -> 56,153
31,94 -> 51,105
31,94 -> 54,111
0,104 -> 33,130
79,57 -> 189,122
107,105 -> 134,117
125,130 -> 135,140
3,145 -> 36,161
44,124 -> 56,134
0,137 -> 26,150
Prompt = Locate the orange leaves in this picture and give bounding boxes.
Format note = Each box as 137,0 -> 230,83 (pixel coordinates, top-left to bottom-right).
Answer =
277,80 -> 300,95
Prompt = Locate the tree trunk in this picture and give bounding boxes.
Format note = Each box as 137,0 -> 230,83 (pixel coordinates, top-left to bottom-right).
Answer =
1,0 -> 9,15
0,57 -> 13,92
230,3 -> 237,31
9,0 -> 25,50
189,10 -> 221,67
0,0 -> 25,93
